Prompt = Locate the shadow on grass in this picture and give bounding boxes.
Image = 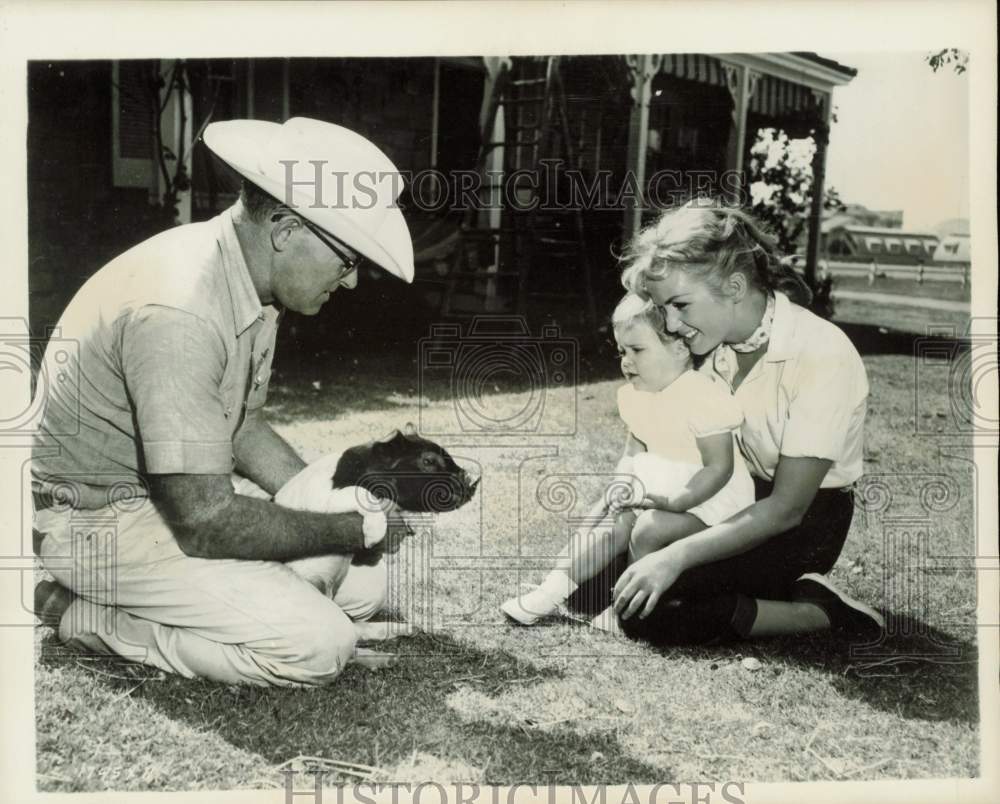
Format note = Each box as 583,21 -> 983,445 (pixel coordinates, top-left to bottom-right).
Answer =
264,313 -> 974,425
632,618 -> 979,727
836,321 -> 971,358
568,568 -> 977,728
264,323 -> 625,425
751,618 -> 978,726
37,631 -> 667,785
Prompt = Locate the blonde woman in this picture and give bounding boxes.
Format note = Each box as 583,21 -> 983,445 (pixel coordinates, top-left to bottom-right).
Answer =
610,199 -> 883,645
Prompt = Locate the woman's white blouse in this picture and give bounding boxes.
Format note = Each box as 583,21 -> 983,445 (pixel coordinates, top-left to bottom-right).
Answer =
705,292 -> 868,489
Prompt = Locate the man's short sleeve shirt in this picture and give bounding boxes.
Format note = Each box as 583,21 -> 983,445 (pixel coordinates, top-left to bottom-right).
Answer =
33,210 -> 281,501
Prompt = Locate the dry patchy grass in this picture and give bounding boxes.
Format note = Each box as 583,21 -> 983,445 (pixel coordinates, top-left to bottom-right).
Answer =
36,318 -> 981,790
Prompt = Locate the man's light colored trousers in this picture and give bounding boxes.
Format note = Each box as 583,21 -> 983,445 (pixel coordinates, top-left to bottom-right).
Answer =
34,486 -> 387,687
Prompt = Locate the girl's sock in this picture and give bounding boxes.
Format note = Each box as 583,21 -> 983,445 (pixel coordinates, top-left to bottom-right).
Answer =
538,569 -> 578,602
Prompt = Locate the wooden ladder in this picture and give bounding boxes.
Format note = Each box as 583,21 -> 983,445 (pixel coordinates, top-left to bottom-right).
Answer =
441,57 -> 598,336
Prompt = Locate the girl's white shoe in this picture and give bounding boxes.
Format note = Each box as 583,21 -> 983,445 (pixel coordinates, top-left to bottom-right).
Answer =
500,586 -> 564,625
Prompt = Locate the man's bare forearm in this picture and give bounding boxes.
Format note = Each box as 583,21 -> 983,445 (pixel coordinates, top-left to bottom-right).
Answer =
232,411 -> 306,495
162,489 -> 365,561
150,473 -> 367,561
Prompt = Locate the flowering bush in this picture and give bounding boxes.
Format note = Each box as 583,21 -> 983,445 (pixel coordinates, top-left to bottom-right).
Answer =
748,128 -> 829,255
749,128 -> 844,319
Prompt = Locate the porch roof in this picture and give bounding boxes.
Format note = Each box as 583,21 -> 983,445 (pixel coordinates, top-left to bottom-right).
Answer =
656,52 -> 855,119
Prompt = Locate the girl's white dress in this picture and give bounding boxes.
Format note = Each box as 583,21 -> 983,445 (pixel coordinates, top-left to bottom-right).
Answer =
617,370 -> 754,525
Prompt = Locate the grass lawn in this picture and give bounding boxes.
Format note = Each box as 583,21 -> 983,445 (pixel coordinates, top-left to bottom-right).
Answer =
832,298 -> 971,337
35,304 -> 981,790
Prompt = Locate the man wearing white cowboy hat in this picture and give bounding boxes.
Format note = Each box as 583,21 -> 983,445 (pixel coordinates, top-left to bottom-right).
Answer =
32,118 -> 414,686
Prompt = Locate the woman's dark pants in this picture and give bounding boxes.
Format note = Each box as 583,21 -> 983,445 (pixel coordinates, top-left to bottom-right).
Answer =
567,479 -> 855,645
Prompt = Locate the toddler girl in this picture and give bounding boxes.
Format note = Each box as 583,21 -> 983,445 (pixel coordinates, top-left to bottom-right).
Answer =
500,293 -> 754,626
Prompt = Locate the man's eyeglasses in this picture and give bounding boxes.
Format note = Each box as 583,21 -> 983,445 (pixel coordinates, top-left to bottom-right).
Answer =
273,212 -> 366,274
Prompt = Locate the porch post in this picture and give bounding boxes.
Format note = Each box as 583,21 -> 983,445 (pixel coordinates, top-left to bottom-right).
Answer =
804,90 -> 832,290
481,57 -> 510,203
246,60 -> 255,119
281,58 -> 291,121
722,62 -> 753,199
481,57 -> 511,310
624,54 -> 662,241
430,58 -> 441,169
158,60 -> 193,224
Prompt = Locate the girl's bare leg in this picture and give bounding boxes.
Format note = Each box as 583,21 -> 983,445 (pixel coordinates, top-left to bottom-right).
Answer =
500,502 -> 633,624
546,509 -> 635,585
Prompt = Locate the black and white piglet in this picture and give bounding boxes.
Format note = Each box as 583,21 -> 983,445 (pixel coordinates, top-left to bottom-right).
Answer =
275,424 -> 478,594
330,424 -> 478,514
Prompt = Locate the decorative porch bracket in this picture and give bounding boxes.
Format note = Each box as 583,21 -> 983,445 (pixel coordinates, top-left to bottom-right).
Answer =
721,61 -> 760,200
624,54 -> 663,240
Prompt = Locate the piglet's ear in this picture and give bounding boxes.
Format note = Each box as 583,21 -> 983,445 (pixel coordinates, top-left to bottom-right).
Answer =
403,422 -> 418,437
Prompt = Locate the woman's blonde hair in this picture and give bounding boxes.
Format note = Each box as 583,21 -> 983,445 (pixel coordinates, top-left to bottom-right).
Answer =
619,198 -> 812,306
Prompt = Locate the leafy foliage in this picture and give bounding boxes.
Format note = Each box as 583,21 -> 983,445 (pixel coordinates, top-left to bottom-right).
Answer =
926,49 -> 969,75
110,60 -> 207,227
748,128 -> 845,256
748,129 -> 846,319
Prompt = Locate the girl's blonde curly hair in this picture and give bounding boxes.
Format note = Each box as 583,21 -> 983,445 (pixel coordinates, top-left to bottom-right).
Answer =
611,293 -> 675,344
620,198 -> 812,307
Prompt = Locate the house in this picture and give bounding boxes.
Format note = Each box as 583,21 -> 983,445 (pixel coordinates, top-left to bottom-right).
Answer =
823,224 -> 940,264
27,53 -> 856,341
932,233 -> 971,264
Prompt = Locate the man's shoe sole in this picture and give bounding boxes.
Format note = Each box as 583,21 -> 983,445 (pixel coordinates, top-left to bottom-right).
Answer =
34,579 -> 75,629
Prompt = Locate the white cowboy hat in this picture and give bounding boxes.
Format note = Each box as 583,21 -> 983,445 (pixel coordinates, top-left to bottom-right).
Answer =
203,117 -> 414,283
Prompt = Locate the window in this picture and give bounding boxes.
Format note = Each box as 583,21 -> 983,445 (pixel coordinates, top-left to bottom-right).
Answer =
884,238 -> 902,254
112,60 -> 157,189
865,237 -> 883,254
905,239 -> 924,255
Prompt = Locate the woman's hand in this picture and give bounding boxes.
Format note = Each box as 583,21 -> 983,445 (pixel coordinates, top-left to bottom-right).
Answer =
612,543 -> 687,620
